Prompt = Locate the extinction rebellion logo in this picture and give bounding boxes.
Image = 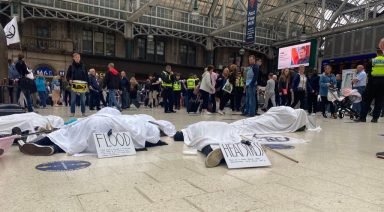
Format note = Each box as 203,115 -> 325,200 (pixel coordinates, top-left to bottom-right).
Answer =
5,24 -> 15,39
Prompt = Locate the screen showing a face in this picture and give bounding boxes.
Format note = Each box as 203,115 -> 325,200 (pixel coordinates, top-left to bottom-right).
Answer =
278,42 -> 311,69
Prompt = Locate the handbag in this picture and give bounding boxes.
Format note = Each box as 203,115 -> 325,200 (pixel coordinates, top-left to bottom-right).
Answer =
222,80 -> 233,94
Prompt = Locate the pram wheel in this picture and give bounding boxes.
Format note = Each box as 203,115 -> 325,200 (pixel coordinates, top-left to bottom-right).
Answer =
338,112 -> 344,119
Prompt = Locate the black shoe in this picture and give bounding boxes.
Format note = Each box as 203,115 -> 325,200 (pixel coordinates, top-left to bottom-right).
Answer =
322,113 -> 327,118
165,111 -> 171,113
170,110 -> 176,113
354,118 -> 366,122
20,143 -> 55,156
371,119 -> 378,123
255,113 -> 261,116
376,152 -> 384,159
381,113 -> 384,118
89,108 -> 95,111
261,108 -> 267,112
96,108 -> 101,111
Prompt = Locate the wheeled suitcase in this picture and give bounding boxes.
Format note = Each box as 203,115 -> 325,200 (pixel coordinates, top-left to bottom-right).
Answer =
187,96 -> 201,113
0,104 -> 25,116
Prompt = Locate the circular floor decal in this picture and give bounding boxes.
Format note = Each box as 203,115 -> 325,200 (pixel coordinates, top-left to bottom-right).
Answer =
264,144 -> 295,150
36,160 -> 91,172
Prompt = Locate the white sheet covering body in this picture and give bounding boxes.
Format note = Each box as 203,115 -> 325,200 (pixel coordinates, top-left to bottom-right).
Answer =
230,106 -> 313,135
47,108 -> 175,155
182,107 -> 317,151
0,112 -> 64,134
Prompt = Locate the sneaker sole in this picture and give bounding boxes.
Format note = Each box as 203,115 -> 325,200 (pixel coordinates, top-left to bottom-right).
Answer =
205,148 -> 224,168
20,143 -> 54,156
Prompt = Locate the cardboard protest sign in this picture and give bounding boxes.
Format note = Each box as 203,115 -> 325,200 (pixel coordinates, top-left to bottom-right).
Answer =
251,134 -> 306,145
220,142 -> 271,169
93,132 -> 136,158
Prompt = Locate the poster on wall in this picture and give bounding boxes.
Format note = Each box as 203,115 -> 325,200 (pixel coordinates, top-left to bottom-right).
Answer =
341,69 -> 356,90
278,42 -> 311,69
245,0 -> 258,44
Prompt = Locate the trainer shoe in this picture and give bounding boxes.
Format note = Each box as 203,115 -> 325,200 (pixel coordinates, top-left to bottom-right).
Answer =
205,148 -> 224,168
376,152 -> 384,159
218,110 -> 225,115
20,143 -> 55,156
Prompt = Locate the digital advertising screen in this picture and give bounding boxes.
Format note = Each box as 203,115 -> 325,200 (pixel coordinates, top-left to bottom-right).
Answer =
278,42 -> 311,69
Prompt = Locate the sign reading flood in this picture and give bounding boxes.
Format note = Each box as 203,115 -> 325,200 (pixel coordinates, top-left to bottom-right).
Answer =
93,132 -> 136,158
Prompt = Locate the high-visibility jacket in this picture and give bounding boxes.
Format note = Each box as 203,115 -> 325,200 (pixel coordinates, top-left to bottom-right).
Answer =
161,71 -> 172,87
187,78 -> 197,89
372,55 -> 384,77
173,81 -> 181,91
235,77 -> 244,87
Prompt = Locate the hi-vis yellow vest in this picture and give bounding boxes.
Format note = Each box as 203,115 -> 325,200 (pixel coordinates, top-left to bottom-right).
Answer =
173,81 -> 181,91
162,71 -> 172,87
187,78 -> 197,89
372,55 -> 384,77
235,77 -> 244,87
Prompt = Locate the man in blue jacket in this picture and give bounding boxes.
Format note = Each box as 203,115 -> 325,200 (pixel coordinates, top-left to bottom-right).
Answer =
88,68 -> 101,111
243,55 -> 261,117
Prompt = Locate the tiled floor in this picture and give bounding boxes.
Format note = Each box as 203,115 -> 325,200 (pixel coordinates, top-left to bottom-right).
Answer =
1,106 -> 384,212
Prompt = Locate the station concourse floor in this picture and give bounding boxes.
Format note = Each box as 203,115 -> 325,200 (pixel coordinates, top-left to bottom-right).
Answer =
1,106 -> 384,212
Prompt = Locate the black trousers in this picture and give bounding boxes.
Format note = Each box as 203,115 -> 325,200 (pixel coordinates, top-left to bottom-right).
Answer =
89,90 -> 100,109
307,92 -> 318,114
200,90 -> 210,110
291,90 -> 306,109
34,137 -> 65,154
321,96 -> 335,114
220,92 -> 234,111
173,91 -> 181,109
163,87 -> 174,112
210,94 -> 216,112
64,90 -> 71,106
234,87 -> 244,111
360,77 -> 384,120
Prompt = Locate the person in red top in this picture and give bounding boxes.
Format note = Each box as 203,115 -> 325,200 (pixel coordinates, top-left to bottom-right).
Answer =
103,63 -> 121,111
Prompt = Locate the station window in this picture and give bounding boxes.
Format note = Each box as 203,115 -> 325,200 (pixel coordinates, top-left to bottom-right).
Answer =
188,46 -> 196,66
147,40 -> 155,61
180,44 -> 188,65
94,32 -> 104,55
137,38 -> 146,60
37,26 -> 50,38
106,33 -> 115,56
156,41 -> 165,62
82,30 -> 93,54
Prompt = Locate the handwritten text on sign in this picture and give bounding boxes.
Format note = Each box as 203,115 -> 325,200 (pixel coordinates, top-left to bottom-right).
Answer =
93,132 -> 136,158
220,142 -> 271,169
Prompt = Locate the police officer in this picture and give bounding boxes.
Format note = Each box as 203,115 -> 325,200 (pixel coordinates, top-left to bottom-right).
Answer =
186,74 -> 199,101
173,73 -> 182,110
356,38 -> 384,123
161,65 -> 176,113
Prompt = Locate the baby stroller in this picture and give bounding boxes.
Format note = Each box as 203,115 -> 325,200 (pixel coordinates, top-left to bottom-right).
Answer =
327,85 -> 361,120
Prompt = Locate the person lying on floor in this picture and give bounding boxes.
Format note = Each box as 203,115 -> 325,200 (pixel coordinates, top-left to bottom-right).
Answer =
19,107 -> 175,156
0,112 -> 64,135
174,106 -> 318,167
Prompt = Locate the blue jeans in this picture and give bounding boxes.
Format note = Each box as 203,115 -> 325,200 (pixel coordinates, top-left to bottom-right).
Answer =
352,86 -> 365,114
23,90 -> 33,112
38,91 -> 47,107
245,86 -> 257,117
70,91 -> 85,114
121,89 -> 129,109
108,89 -> 121,110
